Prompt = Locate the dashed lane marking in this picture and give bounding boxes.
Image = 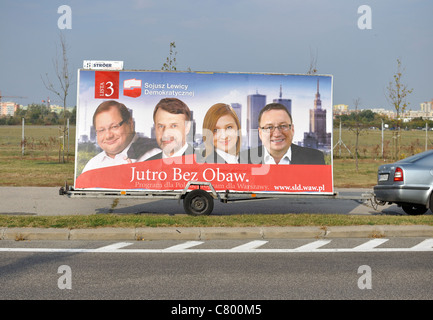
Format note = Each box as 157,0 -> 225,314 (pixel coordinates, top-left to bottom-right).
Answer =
352,239 -> 389,250
231,240 -> 268,251
94,242 -> 134,252
163,241 -> 204,251
293,240 -> 331,251
1,239 -> 433,253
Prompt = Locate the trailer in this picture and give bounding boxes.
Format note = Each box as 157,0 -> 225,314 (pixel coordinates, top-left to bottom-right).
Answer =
59,181 -> 376,216
61,67 -> 376,215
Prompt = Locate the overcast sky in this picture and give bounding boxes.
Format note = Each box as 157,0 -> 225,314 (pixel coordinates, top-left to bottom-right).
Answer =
0,0 -> 432,111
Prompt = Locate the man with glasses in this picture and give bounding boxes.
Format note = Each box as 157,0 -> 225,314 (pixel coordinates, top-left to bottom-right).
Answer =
246,103 -> 325,165
82,100 -> 157,173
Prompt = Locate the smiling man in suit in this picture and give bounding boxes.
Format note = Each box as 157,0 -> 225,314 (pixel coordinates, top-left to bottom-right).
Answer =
146,98 -> 194,161
246,103 -> 325,165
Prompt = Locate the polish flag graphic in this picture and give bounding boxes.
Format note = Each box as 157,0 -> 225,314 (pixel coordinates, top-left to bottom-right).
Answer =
123,78 -> 142,98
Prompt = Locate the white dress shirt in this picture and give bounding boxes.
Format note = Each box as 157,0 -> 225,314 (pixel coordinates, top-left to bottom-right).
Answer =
215,148 -> 239,164
263,146 -> 292,164
82,134 -> 138,173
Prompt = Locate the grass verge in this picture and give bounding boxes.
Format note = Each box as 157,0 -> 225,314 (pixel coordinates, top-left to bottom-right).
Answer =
0,213 -> 432,229
1,126 -> 432,228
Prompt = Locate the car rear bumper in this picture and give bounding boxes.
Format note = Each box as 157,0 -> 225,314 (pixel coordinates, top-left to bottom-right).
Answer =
374,185 -> 431,206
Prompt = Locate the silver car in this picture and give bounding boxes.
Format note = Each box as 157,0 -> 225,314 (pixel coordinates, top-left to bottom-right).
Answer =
374,149 -> 433,215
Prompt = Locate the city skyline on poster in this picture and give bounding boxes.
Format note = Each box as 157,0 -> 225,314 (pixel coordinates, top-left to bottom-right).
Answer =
77,70 -> 333,151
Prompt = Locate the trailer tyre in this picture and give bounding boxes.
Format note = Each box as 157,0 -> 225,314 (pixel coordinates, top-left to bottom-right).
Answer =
183,189 -> 214,216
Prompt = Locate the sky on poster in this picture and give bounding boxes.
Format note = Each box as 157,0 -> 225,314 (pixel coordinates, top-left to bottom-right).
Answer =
78,70 -> 332,144
0,0 -> 432,113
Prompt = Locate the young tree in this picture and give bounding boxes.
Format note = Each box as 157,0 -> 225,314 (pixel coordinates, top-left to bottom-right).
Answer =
348,98 -> 367,171
162,42 -> 177,71
386,59 -> 413,160
307,47 -> 318,75
41,32 -> 73,163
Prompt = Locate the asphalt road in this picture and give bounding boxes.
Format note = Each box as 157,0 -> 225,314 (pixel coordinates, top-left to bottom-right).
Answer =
0,186 -> 420,216
1,238 -> 433,300
2,187 -> 432,304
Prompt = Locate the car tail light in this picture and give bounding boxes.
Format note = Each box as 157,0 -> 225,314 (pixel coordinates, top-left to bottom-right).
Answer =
394,167 -> 403,182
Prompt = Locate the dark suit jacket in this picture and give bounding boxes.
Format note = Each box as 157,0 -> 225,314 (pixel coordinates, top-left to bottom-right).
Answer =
241,144 -> 325,165
145,144 -> 194,161
127,136 -> 159,160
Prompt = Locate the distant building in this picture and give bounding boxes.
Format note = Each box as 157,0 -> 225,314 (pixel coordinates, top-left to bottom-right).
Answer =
79,135 -> 89,143
419,100 -> 433,120
90,126 -> 96,142
50,104 -> 64,114
333,104 -> 349,116
420,100 -> 433,113
370,108 -> 396,119
304,79 -> 331,149
303,132 -> 318,149
50,104 -> 75,114
231,103 -> 242,125
247,91 -> 266,148
273,85 -> 292,115
0,101 -> 19,117
403,109 -> 433,122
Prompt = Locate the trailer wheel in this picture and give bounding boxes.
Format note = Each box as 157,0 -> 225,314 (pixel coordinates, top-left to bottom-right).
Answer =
183,189 -> 214,216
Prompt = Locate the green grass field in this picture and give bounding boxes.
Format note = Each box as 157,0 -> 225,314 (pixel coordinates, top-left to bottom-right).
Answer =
1,125 -> 432,227
0,125 -> 75,186
0,125 -> 432,188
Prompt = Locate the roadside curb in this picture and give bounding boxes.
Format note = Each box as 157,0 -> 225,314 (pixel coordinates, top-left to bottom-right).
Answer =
2,225 -> 433,241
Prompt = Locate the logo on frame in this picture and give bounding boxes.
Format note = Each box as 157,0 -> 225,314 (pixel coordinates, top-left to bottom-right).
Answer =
123,78 -> 142,98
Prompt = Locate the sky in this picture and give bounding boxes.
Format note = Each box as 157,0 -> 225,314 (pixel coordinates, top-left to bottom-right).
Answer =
0,0 -> 432,112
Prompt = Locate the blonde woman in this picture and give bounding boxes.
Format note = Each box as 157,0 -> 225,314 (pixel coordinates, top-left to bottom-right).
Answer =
201,103 -> 241,164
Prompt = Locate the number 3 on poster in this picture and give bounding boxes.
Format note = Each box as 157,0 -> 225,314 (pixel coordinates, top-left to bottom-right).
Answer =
94,71 -> 119,99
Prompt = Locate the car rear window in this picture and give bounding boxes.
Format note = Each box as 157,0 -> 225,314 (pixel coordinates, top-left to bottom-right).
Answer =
398,151 -> 433,164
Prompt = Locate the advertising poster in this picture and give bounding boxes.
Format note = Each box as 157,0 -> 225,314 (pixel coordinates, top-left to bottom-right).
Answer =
74,70 -> 333,194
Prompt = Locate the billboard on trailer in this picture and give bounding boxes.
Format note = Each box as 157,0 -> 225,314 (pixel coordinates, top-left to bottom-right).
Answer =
74,70 -> 333,194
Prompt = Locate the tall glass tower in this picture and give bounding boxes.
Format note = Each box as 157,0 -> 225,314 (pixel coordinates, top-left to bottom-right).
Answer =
247,92 -> 266,148
273,85 -> 292,116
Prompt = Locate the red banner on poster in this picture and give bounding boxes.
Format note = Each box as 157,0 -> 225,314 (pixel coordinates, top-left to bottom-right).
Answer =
75,155 -> 333,193
94,71 -> 119,99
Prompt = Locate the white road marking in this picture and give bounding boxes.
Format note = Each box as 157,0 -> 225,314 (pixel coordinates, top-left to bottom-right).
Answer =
94,242 -> 133,252
294,240 -> 331,251
231,240 -> 268,251
1,239 -> 433,253
352,239 -> 389,250
410,239 -> 433,250
163,241 -> 204,251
